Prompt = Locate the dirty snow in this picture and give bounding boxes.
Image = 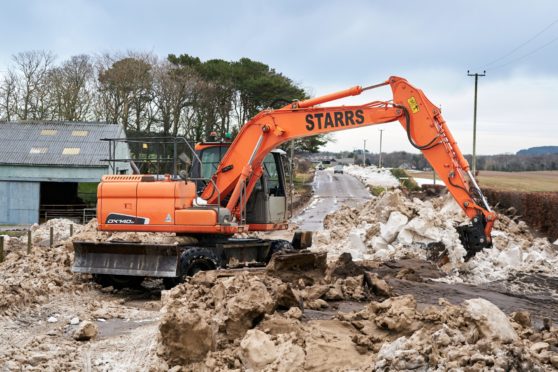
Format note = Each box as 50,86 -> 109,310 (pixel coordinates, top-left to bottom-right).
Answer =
313,189 -> 558,285
343,165 -> 400,188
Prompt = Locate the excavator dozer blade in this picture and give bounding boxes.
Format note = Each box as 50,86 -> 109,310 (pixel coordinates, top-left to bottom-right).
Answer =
266,251 -> 327,283
72,241 -> 180,277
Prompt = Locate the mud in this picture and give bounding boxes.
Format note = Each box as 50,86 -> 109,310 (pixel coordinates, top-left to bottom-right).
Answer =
0,220 -> 89,316
152,254 -> 557,371
156,255 -> 375,368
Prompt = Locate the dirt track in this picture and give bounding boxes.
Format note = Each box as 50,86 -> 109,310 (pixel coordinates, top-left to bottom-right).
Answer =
293,170 -> 371,231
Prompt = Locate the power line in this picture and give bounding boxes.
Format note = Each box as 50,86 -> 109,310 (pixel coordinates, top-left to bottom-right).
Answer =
482,18 -> 558,69
488,34 -> 558,70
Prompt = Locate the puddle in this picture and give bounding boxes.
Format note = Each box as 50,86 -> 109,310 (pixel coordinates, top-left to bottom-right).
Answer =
97,317 -> 159,339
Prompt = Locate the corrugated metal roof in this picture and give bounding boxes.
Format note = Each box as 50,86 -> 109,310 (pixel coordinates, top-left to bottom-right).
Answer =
0,122 -> 124,167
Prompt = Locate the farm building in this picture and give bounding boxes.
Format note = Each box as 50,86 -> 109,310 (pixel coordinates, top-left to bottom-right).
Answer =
0,122 -> 130,225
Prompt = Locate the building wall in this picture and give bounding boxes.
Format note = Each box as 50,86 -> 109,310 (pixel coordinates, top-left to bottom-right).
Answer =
0,181 -> 40,224
0,165 -> 110,182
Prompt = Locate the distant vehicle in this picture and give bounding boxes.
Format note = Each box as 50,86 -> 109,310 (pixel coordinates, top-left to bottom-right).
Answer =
317,163 -> 324,170
334,165 -> 344,174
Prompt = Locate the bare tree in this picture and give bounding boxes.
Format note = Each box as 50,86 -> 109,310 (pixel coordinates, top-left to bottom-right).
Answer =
11,50 -> 56,120
0,70 -> 19,121
48,54 -> 94,121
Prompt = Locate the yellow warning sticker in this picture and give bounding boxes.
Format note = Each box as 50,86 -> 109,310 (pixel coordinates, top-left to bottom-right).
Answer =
408,97 -> 420,113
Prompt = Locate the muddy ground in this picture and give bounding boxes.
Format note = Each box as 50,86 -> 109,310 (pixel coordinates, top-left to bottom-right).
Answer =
0,178 -> 557,370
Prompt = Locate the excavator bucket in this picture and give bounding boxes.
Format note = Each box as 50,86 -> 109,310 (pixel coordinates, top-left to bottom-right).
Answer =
457,215 -> 493,261
72,241 -> 180,277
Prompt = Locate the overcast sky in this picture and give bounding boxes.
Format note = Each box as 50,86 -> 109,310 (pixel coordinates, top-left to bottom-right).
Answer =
1,0 -> 557,155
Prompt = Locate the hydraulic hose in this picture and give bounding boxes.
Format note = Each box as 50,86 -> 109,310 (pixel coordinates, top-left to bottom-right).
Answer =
396,105 -> 440,150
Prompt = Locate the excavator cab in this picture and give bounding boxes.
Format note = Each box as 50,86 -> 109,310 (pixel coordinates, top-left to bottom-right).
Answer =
192,142 -> 288,227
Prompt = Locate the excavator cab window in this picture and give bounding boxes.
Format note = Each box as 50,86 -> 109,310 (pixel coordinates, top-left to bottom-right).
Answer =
263,152 -> 286,197
263,154 -> 280,195
199,146 -> 226,179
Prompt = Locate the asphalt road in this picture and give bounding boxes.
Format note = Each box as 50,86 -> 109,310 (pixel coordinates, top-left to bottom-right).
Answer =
293,170 -> 371,231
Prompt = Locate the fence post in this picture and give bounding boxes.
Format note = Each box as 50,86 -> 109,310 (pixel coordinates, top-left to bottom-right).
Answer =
49,227 -> 54,248
27,230 -> 32,254
70,224 -> 74,237
0,236 -> 4,263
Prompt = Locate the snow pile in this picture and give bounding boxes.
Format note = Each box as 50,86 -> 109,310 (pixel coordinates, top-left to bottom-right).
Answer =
366,296 -> 556,371
314,189 -> 558,284
344,165 -> 400,188
445,214 -> 558,284
315,190 -> 467,266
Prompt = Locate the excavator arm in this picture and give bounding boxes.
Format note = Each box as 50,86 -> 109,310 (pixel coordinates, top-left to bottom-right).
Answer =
201,76 -> 496,257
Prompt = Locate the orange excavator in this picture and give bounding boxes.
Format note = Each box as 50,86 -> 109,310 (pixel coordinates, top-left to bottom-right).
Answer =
73,76 -> 496,286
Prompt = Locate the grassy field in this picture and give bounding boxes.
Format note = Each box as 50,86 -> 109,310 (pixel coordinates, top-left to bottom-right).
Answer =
406,170 -> 558,192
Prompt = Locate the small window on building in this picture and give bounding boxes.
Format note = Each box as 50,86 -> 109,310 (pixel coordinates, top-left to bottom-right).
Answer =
71,130 -> 89,137
62,147 -> 81,155
40,129 -> 57,136
30,147 -> 48,154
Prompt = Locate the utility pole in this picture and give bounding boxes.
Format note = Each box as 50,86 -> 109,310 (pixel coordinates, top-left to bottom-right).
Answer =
378,129 -> 384,168
362,139 -> 366,166
467,70 -> 486,175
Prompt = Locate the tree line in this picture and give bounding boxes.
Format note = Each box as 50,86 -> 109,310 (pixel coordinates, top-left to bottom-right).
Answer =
0,50 -> 327,151
332,150 -> 558,171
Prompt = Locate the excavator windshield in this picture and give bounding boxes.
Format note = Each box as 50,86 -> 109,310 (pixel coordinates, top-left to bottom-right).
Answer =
199,145 -> 228,179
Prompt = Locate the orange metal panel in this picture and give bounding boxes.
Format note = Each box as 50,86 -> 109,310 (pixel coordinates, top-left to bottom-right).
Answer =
175,209 -> 218,226
97,182 -> 137,224
248,223 -> 289,231
174,182 -> 196,209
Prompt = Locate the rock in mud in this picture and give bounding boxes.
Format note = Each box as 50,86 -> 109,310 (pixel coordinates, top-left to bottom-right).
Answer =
369,295 -> 419,333
512,310 -> 532,328
326,252 -> 365,279
266,250 -> 327,285
285,306 -> 303,319
364,272 -> 392,297
69,317 -> 80,325
73,320 -> 98,341
218,278 -> 275,340
240,329 -> 278,369
159,309 -> 217,364
464,298 -> 518,343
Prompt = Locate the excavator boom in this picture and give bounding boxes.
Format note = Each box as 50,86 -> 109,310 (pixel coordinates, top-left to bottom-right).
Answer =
200,76 -> 496,256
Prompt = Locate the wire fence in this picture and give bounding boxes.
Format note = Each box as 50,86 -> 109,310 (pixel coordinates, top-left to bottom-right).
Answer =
41,205 -> 96,224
